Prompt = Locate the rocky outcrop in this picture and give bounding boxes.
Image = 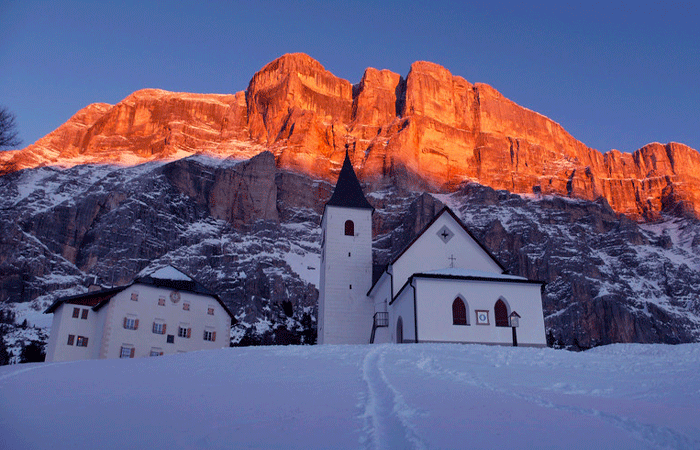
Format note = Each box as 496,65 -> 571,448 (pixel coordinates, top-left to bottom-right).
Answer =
2,53 -> 700,220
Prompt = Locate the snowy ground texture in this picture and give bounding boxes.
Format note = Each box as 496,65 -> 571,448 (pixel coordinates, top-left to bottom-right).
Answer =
1,343 -> 699,450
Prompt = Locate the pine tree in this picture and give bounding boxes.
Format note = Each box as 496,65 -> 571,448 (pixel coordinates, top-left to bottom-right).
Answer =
0,327 -> 10,366
20,340 -> 45,363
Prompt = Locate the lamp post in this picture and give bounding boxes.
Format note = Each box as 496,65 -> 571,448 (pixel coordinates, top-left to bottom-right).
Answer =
509,311 -> 521,347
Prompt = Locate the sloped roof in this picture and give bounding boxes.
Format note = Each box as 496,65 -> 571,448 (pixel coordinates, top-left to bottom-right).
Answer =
390,206 -> 507,272
44,286 -> 126,314
326,150 -> 373,210
368,206 -> 510,296
45,265 -> 234,319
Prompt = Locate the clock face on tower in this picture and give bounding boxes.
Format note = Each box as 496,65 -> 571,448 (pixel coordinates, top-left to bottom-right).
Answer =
170,291 -> 181,303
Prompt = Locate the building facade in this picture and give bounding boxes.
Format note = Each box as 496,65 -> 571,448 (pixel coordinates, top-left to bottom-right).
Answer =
45,266 -> 233,362
319,152 -> 547,347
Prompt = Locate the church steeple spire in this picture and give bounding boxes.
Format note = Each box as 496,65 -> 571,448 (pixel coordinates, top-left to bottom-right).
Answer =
326,143 -> 373,210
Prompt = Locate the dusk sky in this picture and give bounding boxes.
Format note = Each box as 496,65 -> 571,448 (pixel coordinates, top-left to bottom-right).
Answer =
1,1 -> 699,154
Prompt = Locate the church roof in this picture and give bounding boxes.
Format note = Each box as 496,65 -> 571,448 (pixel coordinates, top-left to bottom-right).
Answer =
389,206 -> 507,271
423,268 -> 528,281
367,206 -> 511,297
325,150 -> 373,210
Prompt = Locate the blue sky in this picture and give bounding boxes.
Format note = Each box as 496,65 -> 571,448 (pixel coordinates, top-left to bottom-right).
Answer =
1,1 -> 699,153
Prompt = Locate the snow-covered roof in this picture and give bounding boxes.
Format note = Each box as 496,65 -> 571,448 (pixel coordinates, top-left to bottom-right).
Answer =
45,265 -> 234,319
423,267 -> 528,281
146,266 -> 194,281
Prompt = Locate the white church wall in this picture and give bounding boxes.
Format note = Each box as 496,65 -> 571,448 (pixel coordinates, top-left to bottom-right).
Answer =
369,272 -> 391,314
318,205 -> 374,344
103,284 -> 230,358
390,285 -> 416,343
391,212 -> 503,296
413,277 -> 546,347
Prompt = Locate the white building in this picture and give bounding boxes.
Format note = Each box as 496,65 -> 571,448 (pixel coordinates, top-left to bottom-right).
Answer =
45,266 -> 233,362
319,152 -> 547,347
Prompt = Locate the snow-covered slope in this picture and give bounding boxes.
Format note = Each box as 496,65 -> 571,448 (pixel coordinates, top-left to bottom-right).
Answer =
1,343 -> 698,449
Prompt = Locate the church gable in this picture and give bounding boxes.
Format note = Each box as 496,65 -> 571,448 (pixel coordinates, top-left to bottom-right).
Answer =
389,207 -> 506,295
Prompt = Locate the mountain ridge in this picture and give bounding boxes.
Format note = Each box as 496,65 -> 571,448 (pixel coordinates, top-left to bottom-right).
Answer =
1,52 -> 699,220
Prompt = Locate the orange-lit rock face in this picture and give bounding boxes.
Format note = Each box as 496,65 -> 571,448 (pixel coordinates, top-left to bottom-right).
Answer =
2,53 -> 699,221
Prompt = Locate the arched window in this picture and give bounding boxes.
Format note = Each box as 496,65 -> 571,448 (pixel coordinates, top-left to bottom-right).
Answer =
396,316 -> 403,343
495,299 -> 509,327
452,298 -> 467,325
344,220 -> 354,236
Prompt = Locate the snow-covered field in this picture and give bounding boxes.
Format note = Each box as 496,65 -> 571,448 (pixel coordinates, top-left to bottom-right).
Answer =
1,343 -> 698,450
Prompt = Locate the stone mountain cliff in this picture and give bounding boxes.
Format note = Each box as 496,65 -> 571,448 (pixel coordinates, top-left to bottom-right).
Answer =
2,53 -> 699,221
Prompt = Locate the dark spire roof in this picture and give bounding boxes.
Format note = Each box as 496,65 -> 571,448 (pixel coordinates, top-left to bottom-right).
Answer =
326,145 -> 373,210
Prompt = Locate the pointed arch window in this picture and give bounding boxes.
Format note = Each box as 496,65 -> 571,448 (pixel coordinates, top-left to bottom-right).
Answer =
452,298 -> 468,325
344,220 -> 354,236
396,316 -> 404,344
495,299 -> 509,327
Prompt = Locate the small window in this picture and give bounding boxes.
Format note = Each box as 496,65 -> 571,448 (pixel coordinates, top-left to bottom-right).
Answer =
183,302 -> 190,311
81,309 -> 89,320
123,317 -> 139,330
349,284 -> 352,290
203,330 -> 216,342
120,346 -> 134,358
149,348 -> 163,357
76,336 -> 88,347
158,297 -> 166,306
72,307 -> 80,318
207,307 -> 215,316
344,220 -> 354,236
131,292 -> 138,301
152,322 -> 166,335
178,326 -> 191,338
67,334 -> 75,346
166,335 -> 175,344
348,252 -> 351,257
452,298 -> 467,325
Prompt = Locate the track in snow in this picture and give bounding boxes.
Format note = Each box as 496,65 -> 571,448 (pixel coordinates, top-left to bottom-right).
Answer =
360,346 -> 426,450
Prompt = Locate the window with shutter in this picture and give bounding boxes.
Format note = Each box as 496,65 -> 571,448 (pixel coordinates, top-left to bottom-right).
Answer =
81,309 -> 89,320
72,308 -> 80,318
203,330 -> 216,341
67,334 -> 75,345
124,317 -> 137,330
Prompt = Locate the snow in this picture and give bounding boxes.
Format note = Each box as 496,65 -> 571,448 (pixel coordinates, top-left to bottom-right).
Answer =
1,343 -> 698,449
424,267 -> 528,280
145,266 -> 193,281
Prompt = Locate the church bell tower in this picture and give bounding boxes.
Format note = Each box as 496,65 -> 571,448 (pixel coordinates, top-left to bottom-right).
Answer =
318,144 -> 374,344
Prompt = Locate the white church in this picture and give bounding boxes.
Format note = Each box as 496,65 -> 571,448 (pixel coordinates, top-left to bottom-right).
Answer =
318,151 -> 547,347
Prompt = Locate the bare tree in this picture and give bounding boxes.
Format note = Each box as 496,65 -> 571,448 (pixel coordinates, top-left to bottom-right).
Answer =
0,106 -> 22,150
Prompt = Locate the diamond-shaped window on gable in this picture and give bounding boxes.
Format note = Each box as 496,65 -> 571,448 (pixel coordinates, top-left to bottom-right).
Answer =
437,225 -> 454,244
